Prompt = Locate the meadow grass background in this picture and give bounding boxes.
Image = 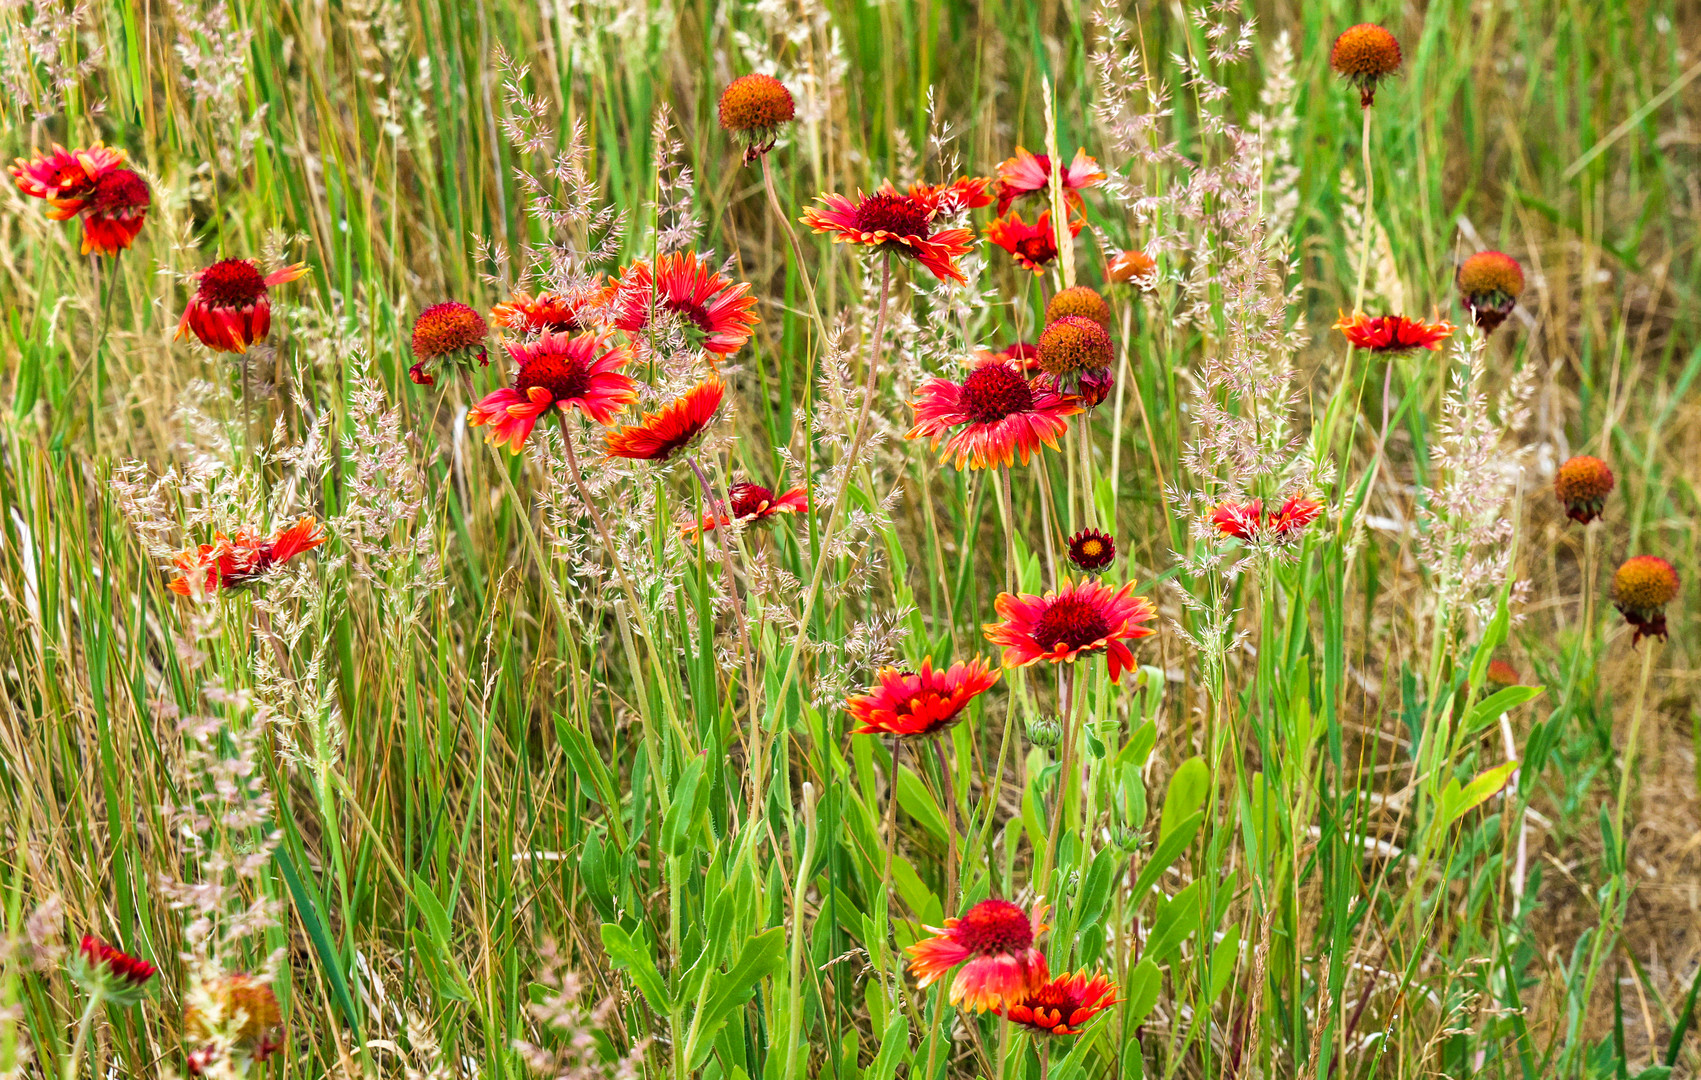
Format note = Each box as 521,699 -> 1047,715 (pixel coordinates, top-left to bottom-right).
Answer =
1,0 -> 1700,1077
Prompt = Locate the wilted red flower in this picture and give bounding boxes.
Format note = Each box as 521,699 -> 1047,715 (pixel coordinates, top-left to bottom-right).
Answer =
802,184 -> 976,283
1046,286 -> 1112,329
992,146 -> 1106,217
907,899 -> 1049,1012
846,658 -> 1001,738
718,74 -> 796,161
614,251 -> 759,359
685,480 -> 809,535
490,283 -> 613,335
1554,455 -> 1614,524
984,577 -> 1157,684
70,935 -> 156,1004
1333,312 -> 1454,353
184,973 -> 285,1075
995,969 -> 1118,1036
176,259 -> 309,354
1485,659 -> 1521,688
10,143 -> 127,209
1067,528 -> 1116,573
986,208 -> 1083,273
167,517 -> 327,597
908,176 -> 994,216
1330,23 -> 1402,106
906,361 -> 1082,470
1037,315 -> 1113,388
79,168 -> 150,255
409,301 -> 489,386
1457,251 -> 1526,334
1107,248 -> 1158,290
603,377 -> 725,462
469,331 -> 637,454
1612,556 -> 1679,646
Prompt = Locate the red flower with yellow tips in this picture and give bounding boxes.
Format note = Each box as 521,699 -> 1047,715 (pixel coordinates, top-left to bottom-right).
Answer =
167,517 -> 327,597
1332,312 -> 1454,353
995,968 -> 1118,1036
176,259 -> 310,354
10,142 -> 127,208
614,252 -> 759,359
78,168 -> 150,255
908,176 -> 994,216
1067,528 -> 1116,573
845,658 -> 1001,738
603,377 -> 725,462
802,184 -> 976,283
684,480 -> 809,536
907,899 -> 1049,1013
70,935 -> 156,1005
491,283 -> 614,335
984,577 -> 1157,684
992,146 -> 1106,217
906,360 -> 1082,470
986,208 -> 1082,274
469,331 -> 637,454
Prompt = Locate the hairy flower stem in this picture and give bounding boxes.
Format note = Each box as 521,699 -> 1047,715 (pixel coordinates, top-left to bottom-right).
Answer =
933,737 -> 959,914
687,455 -> 762,805
761,154 -> 830,360
1612,639 -> 1658,850
63,991 -> 101,1080
881,737 -> 903,1000
972,470 -> 1022,876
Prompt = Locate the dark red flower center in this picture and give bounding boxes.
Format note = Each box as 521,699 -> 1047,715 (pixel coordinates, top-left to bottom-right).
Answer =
954,899 -> 1033,955
729,482 -> 775,518
1031,595 -> 1111,652
959,363 -> 1036,424
855,192 -> 934,238
48,160 -> 89,190
197,259 -> 268,308
91,169 -> 150,214
515,349 -> 592,405
1015,234 -> 1057,264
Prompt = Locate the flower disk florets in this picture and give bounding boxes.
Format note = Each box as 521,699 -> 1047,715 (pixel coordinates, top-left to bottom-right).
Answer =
1045,286 -> 1112,329
1038,316 -> 1113,386
1030,595 -> 1112,652
1330,23 -> 1402,105
1554,455 -> 1614,524
1458,251 -> 1525,334
959,363 -> 1037,424
197,259 -> 268,308
410,301 -> 489,385
953,899 -> 1034,955
1067,528 -> 1116,573
718,74 -> 795,139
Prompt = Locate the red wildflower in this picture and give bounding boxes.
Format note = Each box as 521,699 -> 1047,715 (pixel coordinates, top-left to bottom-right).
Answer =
1267,495 -> 1324,538
1330,23 -> 1403,107
1211,496 -> 1322,542
184,973 -> 285,1075
1107,248 -> 1158,290
845,658 -> 1001,738
908,176 -> 994,216
685,480 -> 809,535
1553,455 -> 1614,524
1066,528 -> 1116,573
985,208 -> 1083,273
1210,500 -> 1262,541
984,578 -> 1157,684
409,301 -> 489,386
906,899 -> 1049,1013
992,146 -> 1106,217
801,184 -> 976,283
176,259 -> 310,354
906,361 -> 1082,470
490,283 -> 613,335
71,935 -> 156,1004
10,143 -> 127,210
1332,312 -> 1454,353
1457,251 -> 1525,334
603,377 -> 725,462
718,74 -> 796,161
995,969 -> 1118,1036
167,517 -> 327,597
469,331 -> 637,454
614,252 -> 759,359
79,168 -> 150,255
1485,660 -> 1521,688
1612,556 -> 1679,646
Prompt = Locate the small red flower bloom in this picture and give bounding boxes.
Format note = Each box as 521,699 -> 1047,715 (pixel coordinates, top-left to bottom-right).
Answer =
906,899 -> 1049,1013
1457,251 -> 1525,334
1210,496 -> 1322,542
1332,312 -> 1454,353
79,168 -> 150,255
10,143 -> 127,210
469,331 -> 637,454
1107,248 -> 1158,290
992,146 -> 1106,217
490,283 -> 613,335
908,176 -> 995,216
71,935 -> 157,1003
986,209 -> 1083,273
410,301 -> 489,386
1210,500 -> 1262,541
167,517 -> 327,597
1267,496 -> 1324,538
1330,23 -> 1403,107
1485,659 -> 1521,687
1612,556 -> 1679,646
846,658 -> 1001,738
906,361 -> 1083,470
176,259 -> 309,354
984,578 -> 1157,684
603,377 -> 725,462
1554,455 -> 1614,524
614,251 -> 759,359
685,480 -> 809,535
1067,528 -> 1116,573
801,184 -> 977,283
718,74 -> 796,162
996,969 -> 1118,1036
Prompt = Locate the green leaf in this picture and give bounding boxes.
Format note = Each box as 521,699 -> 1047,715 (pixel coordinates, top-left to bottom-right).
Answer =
1160,757 -> 1210,841
1208,924 -> 1241,1004
896,766 -> 948,841
1123,959 -> 1162,1024
1144,880 -> 1203,965
600,923 -> 672,1014
1131,810 -> 1203,901
1461,685 -> 1545,738
688,928 -> 787,1069
1439,760 -> 1519,830
866,1012 -> 910,1080
1074,847 -> 1121,930
663,755 -> 708,856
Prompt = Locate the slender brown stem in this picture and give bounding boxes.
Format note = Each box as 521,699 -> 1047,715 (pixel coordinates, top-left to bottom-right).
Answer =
688,455 -> 763,807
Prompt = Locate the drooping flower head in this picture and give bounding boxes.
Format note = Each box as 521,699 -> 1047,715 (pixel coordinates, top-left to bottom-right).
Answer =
1107,248 -> 1158,291
986,209 -> 1083,273
1612,556 -> 1679,646
10,143 -> 127,208
176,259 -> 310,354
846,658 -> 1001,738
1485,659 -> 1521,688
1045,286 -> 1112,329
906,361 -> 1082,470
1037,315 -> 1114,392
79,168 -> 150,255
603,377 -> 725,462
409,301 -> 489,386
685,480 -> 809,535
1553,455 -> 1614,525
614,252 -> 759,359
468,331 -> 637,454
70,935 -> 156,1005
490,283 -> 613,335
992,146 -> 1106,217
1330,23 -> 1402,107
167,517 -> 327,597
906,899 -> 1049,1013
802,184 -> 976,283
1332,312 -> 1454,353
985,577 -> 1157,684
718,74 -> 796,162
995,969 -> 1118,1036
184,972 -> 285,1075
1067,528 -> 1116,573
1457,251 -> 1525,334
